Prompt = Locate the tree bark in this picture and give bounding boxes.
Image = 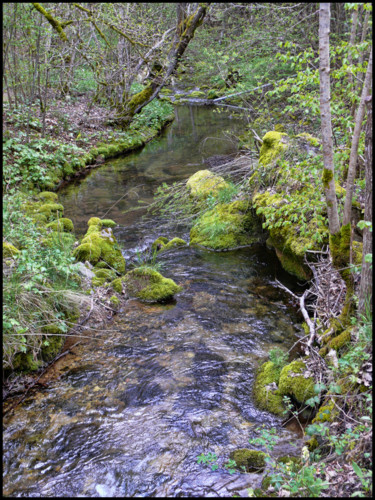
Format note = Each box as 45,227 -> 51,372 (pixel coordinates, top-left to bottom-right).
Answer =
319,3 -> 340,235
358,95 -> 372,316
342,46 -> 372,227
347,6 -> 359,88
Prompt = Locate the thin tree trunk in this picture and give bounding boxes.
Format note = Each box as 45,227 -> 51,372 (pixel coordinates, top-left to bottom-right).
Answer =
352,8 -> 370,115
319,3 -> 340,235
358,95 -> 372,316
347,6 -> 359,88
342,46 -> 372,227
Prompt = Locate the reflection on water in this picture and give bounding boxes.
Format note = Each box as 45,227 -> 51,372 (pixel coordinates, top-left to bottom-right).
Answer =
58,105 -> 244,236
3,106 -> 306,497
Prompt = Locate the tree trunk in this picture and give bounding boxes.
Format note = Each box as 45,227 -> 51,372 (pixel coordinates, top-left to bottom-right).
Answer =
116,3 -> 209,127
319,3 -> 340,236
342,46 -> 372,227
358,95 -> 372,316
347,6 -> 359,89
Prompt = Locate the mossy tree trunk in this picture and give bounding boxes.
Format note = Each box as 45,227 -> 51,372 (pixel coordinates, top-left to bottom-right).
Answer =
114,3 -> 209,128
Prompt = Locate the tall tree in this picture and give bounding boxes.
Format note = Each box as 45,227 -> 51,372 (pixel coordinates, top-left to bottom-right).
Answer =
358,95 -> 372,316
319,2 -> 340,236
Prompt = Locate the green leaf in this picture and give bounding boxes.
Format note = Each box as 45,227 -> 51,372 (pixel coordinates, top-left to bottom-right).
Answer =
352,462 -> 363,478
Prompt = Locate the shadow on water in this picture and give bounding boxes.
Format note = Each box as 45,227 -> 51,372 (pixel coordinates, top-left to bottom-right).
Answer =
3,105 -> 307,497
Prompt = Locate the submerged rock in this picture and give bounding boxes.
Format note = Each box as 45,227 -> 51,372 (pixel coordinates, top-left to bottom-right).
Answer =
122,268 -> 182,302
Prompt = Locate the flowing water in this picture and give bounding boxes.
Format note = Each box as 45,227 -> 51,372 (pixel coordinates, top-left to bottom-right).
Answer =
3,105 -> 307,497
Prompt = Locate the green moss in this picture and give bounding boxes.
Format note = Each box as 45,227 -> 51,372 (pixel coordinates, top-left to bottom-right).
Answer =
46,217 -> 74,233
229,449 -> 267,473
278,360 -> 315,404
95,261 -> 110,269
306,437 -> 319,451
253,361 -> 285,416
259,131 -> 288,166
88,217 -> 102,228
94,267 -> 116,281
190,200 -> 262,250
100,219 -> 117,228
110,277 -> 124,294
190,90 -> 205,97
152,236 -> 187,253
3,242 -> 20,258
109,295 -> 120,307
275,248 -> 310,281
207,89 -> 219,99
328,328 -> 351,352
123,268 -> 182,302
40,325 -> 66,362
73,242 -> 101,264
37,191 -> 58,202
322,168 -> 333,188
31,213 -> 48,225
186,169 -> 229,198
92,276 -> 106,287
13,351 -> 42,372
274,124 -> 286,132
74,221 -> 125,273
296,132 -> 320,147
312,399 -> 337,423
46,232 -> 75,247
38,203 -> 64,220
127,85 -> 154,114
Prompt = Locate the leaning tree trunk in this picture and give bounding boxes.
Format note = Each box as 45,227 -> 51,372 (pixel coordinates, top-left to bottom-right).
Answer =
115,3 -> 209,128
358,95 -> 372,316
319,3 -> 340,236
342,46 -> 372,227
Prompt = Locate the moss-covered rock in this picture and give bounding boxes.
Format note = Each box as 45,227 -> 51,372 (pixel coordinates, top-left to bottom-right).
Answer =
296,132 -> 320,147
278,360 -> 315,405
12,352 -> 42,372
40,324 -> 66,362
94,267 -> 117,281
190,200 -> 262,250
110,277 -> 124,294
92,276 -> 106,287
190,90 -> 206,97
152,236 -> 187,253
46,217 -> 74,233
186,169 -> 229,198
312,399 -> 338,423
100,219 -> 117,228
73,219 -> 125,273
109,295 -> 120,307
259,131 -> 288,166
38,203 -> 64,220
319,327 -> 352,357
253,361 -> 285,416
3,242 -> 20,258
123,268 -> 182,302
37,191 -> 59,202
229,449 -> 267,473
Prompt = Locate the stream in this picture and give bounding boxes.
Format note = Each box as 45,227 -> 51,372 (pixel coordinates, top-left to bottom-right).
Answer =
3,105 -> 307,497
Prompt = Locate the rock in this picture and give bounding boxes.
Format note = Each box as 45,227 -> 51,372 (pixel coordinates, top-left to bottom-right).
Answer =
186,169 -> 229,198
122,268 -> 182,302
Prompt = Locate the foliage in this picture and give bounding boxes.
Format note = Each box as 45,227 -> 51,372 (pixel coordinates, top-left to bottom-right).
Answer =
3,194 -> 83,371
268,348 -> 289,376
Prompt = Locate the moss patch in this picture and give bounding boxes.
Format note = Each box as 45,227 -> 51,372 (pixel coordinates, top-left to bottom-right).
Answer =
259,131 -> 288,166
190,200 -> 262,250
46,217 -> 74,233
100,219 -> 117,228
152,236 -> 187,253
37,191 -> 58,202
229,449 -> 267,473
186,169 -> 229,198
3,242 -> 20,258
123,268 -> 182,302
278,360 -> 315,405
253,361 -> 285,416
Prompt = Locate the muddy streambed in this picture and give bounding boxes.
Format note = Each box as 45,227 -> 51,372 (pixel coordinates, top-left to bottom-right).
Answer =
3,105 -> 307,497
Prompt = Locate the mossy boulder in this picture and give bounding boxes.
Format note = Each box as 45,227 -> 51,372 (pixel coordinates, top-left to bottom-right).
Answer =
37,191 -> 58,202
186,169 -> 229,198
190,200 -> 262,250
152,236 -> 187,253
110,277 -> 124,294
229,449 -> 267,473
3,242 -> 20,258
253,361 -> 285,416
278,360 -> 315,405
259,131 -> 288,166
123,268 -> 182,302
101,219 -> 117,228
37,203 -> 64,221
46,217 -> 74,233
190,90 -> 205,98
93,267 -> 117,281
73,219 -> 125,273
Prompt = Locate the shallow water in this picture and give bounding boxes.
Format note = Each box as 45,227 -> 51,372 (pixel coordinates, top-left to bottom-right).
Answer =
3,105 -> 306,497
